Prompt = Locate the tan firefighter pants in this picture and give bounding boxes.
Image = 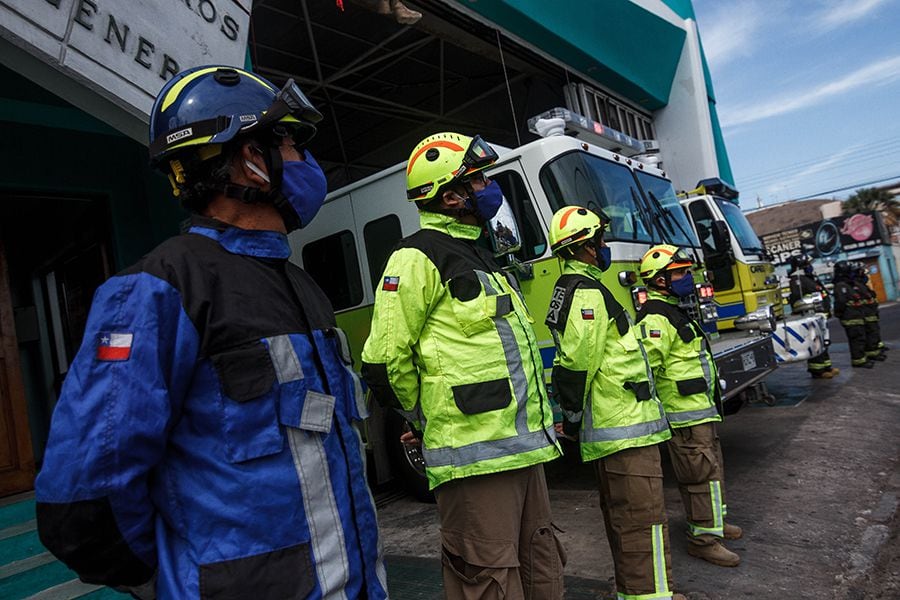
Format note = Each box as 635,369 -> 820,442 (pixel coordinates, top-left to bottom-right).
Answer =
594,445 -> 675,598
434,464 -> 566,600
667,422 -> 727,545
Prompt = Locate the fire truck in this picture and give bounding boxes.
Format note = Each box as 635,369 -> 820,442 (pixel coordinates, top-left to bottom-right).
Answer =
677,179 -> 830,372
288,108 -> 777,499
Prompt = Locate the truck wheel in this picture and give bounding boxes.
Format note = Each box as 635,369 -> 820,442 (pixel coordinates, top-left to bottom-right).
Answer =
385,410 -> 435,503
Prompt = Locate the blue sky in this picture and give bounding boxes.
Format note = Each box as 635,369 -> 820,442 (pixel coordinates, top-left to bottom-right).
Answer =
691,0 -> 900,211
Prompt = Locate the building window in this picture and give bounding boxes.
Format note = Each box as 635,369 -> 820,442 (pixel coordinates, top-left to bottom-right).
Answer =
302,230 -> 363,311
364,215 -> 403,293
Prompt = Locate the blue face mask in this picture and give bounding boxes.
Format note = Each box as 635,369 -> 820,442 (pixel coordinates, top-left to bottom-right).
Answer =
670,272 -> 695,297
596,245 -> 612,271
803,265 -> 814,275
280,151 -> 328,231
466,180 -> 504,222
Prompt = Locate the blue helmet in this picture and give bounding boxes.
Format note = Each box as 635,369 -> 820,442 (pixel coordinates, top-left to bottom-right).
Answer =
148,65 -> 322,185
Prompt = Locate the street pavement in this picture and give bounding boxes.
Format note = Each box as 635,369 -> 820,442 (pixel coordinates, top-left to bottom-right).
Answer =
378,305 -> 900,599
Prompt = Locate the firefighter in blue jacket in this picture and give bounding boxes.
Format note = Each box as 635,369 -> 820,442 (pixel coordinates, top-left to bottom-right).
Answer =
35,66 -> 388,599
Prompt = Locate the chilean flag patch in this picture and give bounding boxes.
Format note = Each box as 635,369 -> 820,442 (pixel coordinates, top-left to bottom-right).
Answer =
649,329 -> 662,338
97,332 -> 133,361
382,276 -> 400,292
581,308 -> 594,320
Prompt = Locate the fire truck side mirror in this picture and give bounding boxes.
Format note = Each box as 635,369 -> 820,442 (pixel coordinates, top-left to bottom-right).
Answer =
705,220 -> 735,270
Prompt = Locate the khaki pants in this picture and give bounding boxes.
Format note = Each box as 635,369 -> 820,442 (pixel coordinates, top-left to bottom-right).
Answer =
667,422 -> 727,545
594,445 -> 674,598
434,464 -> 565,600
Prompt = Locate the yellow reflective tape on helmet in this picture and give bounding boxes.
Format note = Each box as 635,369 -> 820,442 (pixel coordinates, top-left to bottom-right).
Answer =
161,67 -> 276,113
557,206 -> 581,229
407,140 -> 465,176
197,143 -> 223,160
161,67 -> 221,112
166,135 -> 214,152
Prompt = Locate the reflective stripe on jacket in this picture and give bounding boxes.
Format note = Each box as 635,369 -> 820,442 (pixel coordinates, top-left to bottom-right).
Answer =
833,279 -> 866,321
361,212 -> 560,489
35,217 -> 387,599
637,292 -> 722,429
546,260 -> 670,461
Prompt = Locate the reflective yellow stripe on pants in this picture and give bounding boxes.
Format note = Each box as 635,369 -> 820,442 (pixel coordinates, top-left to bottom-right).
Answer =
617,523 -> 672,600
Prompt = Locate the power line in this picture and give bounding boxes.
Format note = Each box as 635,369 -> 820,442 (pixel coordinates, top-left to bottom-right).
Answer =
737,135 -> 900,183
787,174 -> 900,202
742,158 -> 900,200
740,151 -> 900,190
738,139 -> 900,187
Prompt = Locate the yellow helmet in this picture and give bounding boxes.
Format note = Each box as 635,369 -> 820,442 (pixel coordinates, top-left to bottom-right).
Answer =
406,132 -> 499,202
549,206 -> 609,256
639,244 -> 694,282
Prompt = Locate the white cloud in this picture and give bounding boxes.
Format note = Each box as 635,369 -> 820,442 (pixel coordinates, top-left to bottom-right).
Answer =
765,145 -> 863,195
721,54 -> 900,128
696,2 -> 766,69
811,0 -> 893,33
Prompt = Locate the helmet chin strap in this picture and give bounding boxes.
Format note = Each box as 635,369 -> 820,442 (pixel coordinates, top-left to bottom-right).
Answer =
650,272 -> 673,294
221,142 -> 301,231
428,187 -> 479,221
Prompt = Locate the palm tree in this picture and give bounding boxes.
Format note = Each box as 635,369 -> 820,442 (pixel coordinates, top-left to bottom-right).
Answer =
842,187 -> 900,219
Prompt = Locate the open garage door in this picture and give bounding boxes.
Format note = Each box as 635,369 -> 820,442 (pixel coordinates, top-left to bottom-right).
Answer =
250,0 -> 574,190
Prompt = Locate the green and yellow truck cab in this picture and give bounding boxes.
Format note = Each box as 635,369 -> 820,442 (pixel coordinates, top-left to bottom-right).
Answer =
678,178 -> 782,330
678,178 -> 831,373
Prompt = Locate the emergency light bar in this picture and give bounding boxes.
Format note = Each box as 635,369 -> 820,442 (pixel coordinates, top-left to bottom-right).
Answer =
527,107 -> 649,157
695,178 -> 739,202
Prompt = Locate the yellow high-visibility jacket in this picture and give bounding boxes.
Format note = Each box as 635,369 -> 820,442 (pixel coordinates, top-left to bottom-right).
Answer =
636,291 -> 721,429
546,260 -> 670,461
361,212 -> 559,489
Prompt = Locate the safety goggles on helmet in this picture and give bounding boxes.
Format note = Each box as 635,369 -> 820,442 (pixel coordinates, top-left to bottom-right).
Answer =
454,135 -> 499,180
549,207 -> 610,255
666,247 -> 694,270
247,79 -> 323,138
149,74 -> 323,162
640,244 -> 694,281
406,134 -> 499,201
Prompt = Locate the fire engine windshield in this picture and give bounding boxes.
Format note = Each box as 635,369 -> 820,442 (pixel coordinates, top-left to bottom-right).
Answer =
634,171 -> 699,248
539,151 -> 654,243
715,198 -> 766,255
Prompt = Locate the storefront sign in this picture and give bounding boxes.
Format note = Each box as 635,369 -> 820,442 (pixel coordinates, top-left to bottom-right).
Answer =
0,0 -> 251,124
762,211 -> 887,265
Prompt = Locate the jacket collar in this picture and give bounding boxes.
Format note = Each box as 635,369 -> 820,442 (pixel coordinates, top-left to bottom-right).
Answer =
419,211 -> 483,241
647,289 -> 679,305
188,216 -> 292,259
562,258 -> 606,281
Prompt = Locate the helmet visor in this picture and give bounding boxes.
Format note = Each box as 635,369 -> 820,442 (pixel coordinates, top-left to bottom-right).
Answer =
248,78 -> 323,140
274,79 -> 323,125
666,247 -> 694,270
456,135 -> 498,179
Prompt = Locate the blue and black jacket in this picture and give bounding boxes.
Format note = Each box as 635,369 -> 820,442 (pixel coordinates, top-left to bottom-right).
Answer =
35,217 -> 388,599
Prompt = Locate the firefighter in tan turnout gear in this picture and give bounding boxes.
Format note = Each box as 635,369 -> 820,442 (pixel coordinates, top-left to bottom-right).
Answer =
636,245 -> 742,568
545,207 -> 688,600
361,132 -> 564,599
